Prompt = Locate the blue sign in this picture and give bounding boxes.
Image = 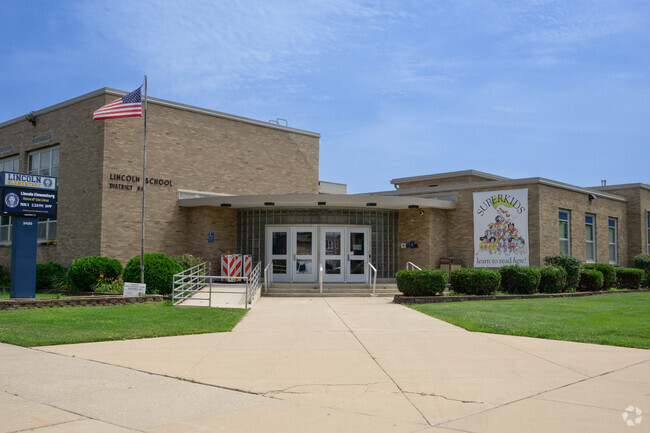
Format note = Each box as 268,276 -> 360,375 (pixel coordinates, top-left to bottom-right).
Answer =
409,241 -> 415,249
208,231 -> 215,244
0,171 -> 57,191
10,217 -> 38,298
2,188 -> 57,217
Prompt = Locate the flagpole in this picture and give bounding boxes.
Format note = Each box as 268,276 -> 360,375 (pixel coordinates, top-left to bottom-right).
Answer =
140,75 -> 148,284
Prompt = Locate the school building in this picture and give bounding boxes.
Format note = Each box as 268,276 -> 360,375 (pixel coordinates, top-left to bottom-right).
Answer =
0,88 -> 648,285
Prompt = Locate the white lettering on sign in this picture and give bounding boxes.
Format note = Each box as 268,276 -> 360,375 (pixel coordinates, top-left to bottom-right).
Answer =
22,221 -> 33,226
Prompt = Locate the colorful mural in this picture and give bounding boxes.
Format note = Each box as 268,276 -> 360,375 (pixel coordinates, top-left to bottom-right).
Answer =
473,189 -> 529,267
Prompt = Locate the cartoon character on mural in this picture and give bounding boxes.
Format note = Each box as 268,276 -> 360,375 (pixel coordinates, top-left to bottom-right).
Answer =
478,202 -> 527,256
474,189 -> 529,267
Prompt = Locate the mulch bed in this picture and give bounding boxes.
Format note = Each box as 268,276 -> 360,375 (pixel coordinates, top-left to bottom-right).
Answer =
0,294 -> 164,310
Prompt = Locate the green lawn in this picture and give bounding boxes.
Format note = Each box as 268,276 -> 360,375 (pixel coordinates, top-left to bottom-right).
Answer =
0,301 -> 247,347
409,292 -> 650,349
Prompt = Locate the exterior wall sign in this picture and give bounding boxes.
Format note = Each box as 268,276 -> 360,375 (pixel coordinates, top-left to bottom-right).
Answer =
108,173 -> 173,191
2,188 -> 57,217
473,189 -> 529,267
1,172 -> 57,190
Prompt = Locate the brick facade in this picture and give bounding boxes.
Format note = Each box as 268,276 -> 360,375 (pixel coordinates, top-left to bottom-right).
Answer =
0,89 -> 319,270
0,89 -> 646,281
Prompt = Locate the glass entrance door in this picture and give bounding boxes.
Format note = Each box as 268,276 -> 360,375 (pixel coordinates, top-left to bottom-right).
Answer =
292,227 -> 317,283
321,228 -> 344,283
346,228 -> 369,283
269,229 -> 290,283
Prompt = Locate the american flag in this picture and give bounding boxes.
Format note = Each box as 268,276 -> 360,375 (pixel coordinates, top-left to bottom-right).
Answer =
93,87 -> 142,120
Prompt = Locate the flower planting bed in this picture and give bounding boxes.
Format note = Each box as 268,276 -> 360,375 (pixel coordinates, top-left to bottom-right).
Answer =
0,294 -> 164,310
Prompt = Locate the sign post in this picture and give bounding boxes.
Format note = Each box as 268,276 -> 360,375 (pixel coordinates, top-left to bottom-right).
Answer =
0,171 -> 58,298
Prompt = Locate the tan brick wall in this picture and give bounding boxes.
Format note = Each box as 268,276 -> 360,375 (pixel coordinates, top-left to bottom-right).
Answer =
0,96 -> 106,270
398,208 -> 448,269
99,99 -> 319,264
537,184 -> 628,266
0,92 -> 319,272
184,206 -> 237,268
588,187 -> 650,263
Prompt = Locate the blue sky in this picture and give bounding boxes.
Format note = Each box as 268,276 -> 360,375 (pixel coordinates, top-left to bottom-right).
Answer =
1,0 -> 648,193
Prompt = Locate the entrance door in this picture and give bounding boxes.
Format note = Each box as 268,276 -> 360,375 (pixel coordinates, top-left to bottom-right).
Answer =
346,228 -> 369,283
269,229 -> 290,283
292,227 -> 317,283
321,228 -> 345,283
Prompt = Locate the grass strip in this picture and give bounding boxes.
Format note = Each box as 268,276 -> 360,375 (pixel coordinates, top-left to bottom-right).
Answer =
0,300 -> 246,347
409,292 -> 650,349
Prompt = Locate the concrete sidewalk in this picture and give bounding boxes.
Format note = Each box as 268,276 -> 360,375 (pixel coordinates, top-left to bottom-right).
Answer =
2,297 -> 648,432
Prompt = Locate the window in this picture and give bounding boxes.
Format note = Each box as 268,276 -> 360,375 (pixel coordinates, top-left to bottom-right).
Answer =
559,210 -> 571,255
608,218 -> 618,264
585,214 -> 595,263
647,212 -> 650,254
28,146 -> 58,242
0,156 -> 19,172
0,216 -> 11,244
28,146 -> 59,177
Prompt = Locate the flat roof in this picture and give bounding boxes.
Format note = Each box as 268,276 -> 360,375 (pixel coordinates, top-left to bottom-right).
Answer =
177,193 -> 456,210
588,183 -> 650,192
373,177 -> 628,202
390,169 -> 510,185
0,88 -> 320,138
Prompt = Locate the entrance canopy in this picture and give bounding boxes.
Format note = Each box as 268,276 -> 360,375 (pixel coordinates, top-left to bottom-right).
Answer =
177,192 -> 456,210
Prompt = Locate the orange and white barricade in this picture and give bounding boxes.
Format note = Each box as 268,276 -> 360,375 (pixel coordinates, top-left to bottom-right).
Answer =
221,254 -> 243,282
243,255 -> 252,279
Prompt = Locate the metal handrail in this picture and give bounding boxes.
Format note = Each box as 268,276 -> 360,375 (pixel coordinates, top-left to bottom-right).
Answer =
172,261 -> 260,309
264,262 -> 273,293
368,262 -> 377,296
319,263 -> 323,294
406,262 -> 421,270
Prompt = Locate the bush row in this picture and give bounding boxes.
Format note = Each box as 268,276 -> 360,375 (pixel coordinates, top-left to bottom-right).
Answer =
26,253 -> 202,295
397,257 -> 647,296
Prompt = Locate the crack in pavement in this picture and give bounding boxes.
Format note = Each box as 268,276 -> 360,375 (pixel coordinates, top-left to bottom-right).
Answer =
323,299 -> 434,426
404,391 -> 490,405
262,381 -> 389,396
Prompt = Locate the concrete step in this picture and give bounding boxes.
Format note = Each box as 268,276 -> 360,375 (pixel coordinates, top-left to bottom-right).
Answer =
263,284 -> 401,297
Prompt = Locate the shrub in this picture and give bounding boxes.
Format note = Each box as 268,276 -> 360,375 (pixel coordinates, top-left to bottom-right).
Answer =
577,269 -> 603,292
449,268 -> 501,296
35,262 -> 66,291
395,269 -> 448,296
582,263 -> 616,289
538,266 -> 568,293
0,264 -> 9,287
67,257 -> 123,291
123,253 -> 183,295
615,268 -> 644,290
499,265 -> 541,294
544,254 -> 581,289
633,253 -> 650,287
171,254 -> 205,271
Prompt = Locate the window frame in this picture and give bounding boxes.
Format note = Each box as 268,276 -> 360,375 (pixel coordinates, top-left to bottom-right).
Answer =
0,216 -> 12,245
28,146 -> 58,243
585,214 -> 596,263
647,211 -> 650,254
559,209 -> 571,255
608,217 -> 618,265
0,155 -> 20,172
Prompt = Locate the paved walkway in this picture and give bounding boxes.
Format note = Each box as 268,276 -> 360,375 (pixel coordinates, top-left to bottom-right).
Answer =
2,297 -> 648,432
